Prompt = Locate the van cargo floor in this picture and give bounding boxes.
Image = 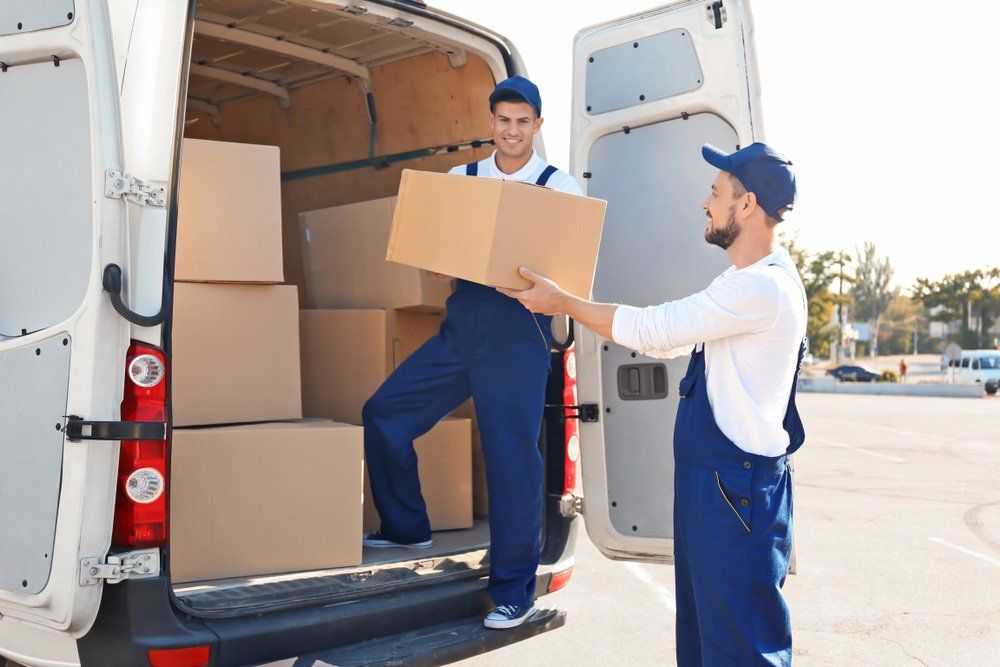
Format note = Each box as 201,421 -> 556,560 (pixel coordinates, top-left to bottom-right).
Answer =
172,520 -> 490,618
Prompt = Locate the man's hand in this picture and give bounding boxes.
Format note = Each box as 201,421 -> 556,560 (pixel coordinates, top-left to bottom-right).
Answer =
425,270 -> 455,283
499,267 -> 619,340
497,267 -> 569,315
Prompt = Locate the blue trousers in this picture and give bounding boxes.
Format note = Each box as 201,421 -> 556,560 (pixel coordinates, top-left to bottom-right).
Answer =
362,280 -> 552,607
673,345 -> 805,666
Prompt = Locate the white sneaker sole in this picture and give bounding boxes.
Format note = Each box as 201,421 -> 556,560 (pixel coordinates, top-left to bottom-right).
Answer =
362,538 -> 433,549
483,609 -> 535,630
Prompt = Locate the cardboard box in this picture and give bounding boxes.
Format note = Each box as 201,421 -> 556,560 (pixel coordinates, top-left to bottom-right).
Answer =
300,309 -> 442,424
170,420 -> 364,583
172,283 -> 302,427
386,169 -> 606,298
300,197 -> 450,312
363,417 -> 473,533
176,139 -> 284,283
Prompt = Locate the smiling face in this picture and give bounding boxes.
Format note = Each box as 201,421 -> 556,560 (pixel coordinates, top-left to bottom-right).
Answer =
702,171 -> 746,250
490,99 -> 542,163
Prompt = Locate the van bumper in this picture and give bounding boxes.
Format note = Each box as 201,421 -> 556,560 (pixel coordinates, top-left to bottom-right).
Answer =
78,511 -> 578,666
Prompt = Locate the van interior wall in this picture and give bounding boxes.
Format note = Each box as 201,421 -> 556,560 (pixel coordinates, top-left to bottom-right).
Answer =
183,51 -> 496,297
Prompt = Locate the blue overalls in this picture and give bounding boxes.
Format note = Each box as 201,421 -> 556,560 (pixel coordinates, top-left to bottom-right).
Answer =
362,161 -> 558,607
673,336 -> 805,666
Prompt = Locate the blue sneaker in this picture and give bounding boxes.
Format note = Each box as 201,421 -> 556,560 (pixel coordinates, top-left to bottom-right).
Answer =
484,604 -> 535,629
362,529 -> 432,549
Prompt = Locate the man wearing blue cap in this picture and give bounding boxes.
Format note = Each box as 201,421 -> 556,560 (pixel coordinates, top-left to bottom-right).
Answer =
502,142 -> 807,664
362,75 -> 581,630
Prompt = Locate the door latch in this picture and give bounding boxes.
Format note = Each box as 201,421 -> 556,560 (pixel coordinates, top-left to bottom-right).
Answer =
559,493 -> 584,518
561,404 -> 600,422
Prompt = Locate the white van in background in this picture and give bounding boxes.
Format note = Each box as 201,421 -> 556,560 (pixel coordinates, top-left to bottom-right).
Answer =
0,0 -> 766,664
951,350 -> 1000,394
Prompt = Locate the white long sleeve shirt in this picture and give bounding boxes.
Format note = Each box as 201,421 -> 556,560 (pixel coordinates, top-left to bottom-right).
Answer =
611,247 -> 807,456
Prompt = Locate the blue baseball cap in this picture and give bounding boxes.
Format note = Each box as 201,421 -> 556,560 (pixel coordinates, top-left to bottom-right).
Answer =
702,142 -> 796,221
489,75 -> 542,116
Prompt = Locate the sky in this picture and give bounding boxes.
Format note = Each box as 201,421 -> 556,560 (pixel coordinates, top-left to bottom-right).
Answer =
431,0 -> 1000,289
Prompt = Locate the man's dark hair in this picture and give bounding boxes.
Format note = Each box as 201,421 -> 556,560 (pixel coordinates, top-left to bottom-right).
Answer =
490,90 -> 539,117
729,173 -> 783,227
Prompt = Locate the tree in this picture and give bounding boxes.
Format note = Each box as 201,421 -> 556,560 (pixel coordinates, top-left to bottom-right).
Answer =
851,242 -> 897,357
783,233 -> 842,357
912,267 -> 1000,348
829,250 -> 854,363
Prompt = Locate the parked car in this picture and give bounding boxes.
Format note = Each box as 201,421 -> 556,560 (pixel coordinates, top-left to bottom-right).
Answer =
826,365 -> 881,382
0,0 -> 769,664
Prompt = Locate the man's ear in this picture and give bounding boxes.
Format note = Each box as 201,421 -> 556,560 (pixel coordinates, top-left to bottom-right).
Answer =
742,191 -> 758,218
534,116 -> 544,132
489,114 -> 496,131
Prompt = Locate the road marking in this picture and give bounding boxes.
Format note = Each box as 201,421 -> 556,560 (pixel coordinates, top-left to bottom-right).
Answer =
928,537 -> 1000,568
810,436 -> 905,462
625,562 -> 676,613
842,446 -> 906,462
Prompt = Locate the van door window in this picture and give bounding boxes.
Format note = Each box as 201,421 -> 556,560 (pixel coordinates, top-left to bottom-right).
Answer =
0,59 -> 93,336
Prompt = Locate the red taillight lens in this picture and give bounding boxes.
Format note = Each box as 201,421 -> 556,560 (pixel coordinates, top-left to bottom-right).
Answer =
113,342 -> 168,548
548,566 -> 573,593
562,347 -> 579,495
147,645 -> 211,667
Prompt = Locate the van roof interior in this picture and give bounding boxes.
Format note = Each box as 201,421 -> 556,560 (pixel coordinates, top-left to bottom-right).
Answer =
184,0 -> 501,294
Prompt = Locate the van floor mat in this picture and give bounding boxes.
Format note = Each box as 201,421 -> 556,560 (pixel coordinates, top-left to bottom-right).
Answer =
274,608 -> 567,667
172,547 -> 489,619
173,522 -> 491,618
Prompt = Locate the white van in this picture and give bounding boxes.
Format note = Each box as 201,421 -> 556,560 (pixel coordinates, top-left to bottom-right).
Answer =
951,350 -> 1000,393
0,0 -> 765,664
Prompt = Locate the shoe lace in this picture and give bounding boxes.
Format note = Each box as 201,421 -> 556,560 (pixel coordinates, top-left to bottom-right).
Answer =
497,604 -> 517,617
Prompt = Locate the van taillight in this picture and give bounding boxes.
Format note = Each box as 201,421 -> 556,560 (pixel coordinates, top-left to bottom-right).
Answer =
562,347 -> 579,495
113,342 -> 168,548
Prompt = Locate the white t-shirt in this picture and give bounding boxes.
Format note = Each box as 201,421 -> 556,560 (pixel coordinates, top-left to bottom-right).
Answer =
449,149 -> 582,195
611,247 -> 807,457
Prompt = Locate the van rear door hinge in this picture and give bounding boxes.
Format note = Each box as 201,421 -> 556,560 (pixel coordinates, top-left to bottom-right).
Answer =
80,549 -> 160,586
105,170 -> 166,207
707,1 -> 727,29
559,493 -> 584,518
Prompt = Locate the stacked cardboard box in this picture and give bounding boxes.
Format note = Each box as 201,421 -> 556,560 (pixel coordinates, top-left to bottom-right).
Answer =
170,139 -> 364,581
298,197 -> 473,532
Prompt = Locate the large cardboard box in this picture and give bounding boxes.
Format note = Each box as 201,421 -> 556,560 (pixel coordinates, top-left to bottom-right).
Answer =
363,417 -> 473,533
176,139 -> 284,283
172,283 -> 302,427
386,169 -> 606,298
170,420 -> 364,583
300,309 -> 442,424
300,197 -> 450,312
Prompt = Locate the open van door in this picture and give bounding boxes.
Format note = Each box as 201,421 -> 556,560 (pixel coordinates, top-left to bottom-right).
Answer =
0,0 -> 154,652
571,0 -> 763,562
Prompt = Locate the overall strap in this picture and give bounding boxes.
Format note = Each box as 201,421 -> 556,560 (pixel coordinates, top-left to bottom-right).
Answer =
465,161 -> 479,176
535,164 -> 558,186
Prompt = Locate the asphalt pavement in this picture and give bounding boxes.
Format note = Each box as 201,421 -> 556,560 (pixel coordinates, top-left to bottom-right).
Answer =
458,392 -> 1000,666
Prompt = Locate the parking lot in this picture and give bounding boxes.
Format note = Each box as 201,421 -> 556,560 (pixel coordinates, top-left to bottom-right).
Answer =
460,393 -> 1000,666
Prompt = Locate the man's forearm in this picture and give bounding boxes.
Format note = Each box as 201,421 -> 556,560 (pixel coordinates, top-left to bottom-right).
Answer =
556,293 -> 618,341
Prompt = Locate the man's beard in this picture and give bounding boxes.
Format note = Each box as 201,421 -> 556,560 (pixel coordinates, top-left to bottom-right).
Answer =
704,206 -> 741,249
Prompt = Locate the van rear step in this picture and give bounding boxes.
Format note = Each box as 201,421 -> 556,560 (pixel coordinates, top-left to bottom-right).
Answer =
265,608 -> 566,667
